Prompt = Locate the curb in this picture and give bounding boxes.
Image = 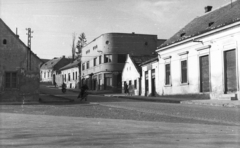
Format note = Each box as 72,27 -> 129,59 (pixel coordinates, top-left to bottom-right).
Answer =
117,96 -> 182,103
181,101 -> 240,108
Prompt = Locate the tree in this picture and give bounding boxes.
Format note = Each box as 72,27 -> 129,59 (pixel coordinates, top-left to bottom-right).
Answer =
76,32 -> 87,55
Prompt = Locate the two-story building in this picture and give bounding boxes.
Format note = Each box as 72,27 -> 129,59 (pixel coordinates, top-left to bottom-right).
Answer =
156,1 -> 240,100
81,32 -> 165,92
0,18 -> 43,102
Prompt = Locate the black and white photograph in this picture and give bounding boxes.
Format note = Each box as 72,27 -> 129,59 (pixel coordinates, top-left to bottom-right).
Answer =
0,0 -> 239,147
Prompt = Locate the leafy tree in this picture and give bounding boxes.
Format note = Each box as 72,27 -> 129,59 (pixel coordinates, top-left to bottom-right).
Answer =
76,33 -> 87,55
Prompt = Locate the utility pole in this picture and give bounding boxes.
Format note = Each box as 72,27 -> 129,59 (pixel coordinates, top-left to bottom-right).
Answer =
26,28 -> 33,70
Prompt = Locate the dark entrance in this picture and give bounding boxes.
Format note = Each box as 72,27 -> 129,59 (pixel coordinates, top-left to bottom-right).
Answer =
199,55 -> 210,92
145,71 -> 148,96
224,49 -> 237,93
151,69 -> 155,96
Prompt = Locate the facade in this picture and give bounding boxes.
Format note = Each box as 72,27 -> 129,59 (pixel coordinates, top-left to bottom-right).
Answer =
156,1 -> 240,100
122,54 -> 156,95
140,57 -> 159,97
59,58 -> 80,89
0,18 -> 43,102
40,56 -> 71,86
81,32 -> 165,91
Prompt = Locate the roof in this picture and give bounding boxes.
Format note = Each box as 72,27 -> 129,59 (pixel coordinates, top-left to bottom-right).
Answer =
159,0 -> 240,48
60,58 -> 81,71
40,57 -> 62,69
41,59 -> 50,63
0,18 -> 43,63
130,55 -> 156,73
139,56 -> 158,66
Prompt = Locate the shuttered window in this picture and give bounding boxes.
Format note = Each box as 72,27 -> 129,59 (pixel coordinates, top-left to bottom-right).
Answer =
5,72 -> 17,88
165,64 -> 171,85
181,60 -> 188,83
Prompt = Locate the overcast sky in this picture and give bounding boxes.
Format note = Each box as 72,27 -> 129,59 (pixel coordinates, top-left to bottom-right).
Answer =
0,0 -> 231,59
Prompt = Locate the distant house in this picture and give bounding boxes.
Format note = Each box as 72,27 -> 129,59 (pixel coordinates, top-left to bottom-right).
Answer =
0,18 -> 43,102
40,56 -> 71,85
59,58 -> 81,89
140,57 -> 158,97
156,1 -> 240,100
122,54 -> 156,96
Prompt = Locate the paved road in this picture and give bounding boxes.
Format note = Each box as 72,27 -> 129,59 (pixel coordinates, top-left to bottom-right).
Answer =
39,85 -> 240,126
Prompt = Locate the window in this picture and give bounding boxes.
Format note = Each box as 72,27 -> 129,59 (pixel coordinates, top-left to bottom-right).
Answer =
104,54 -> 112,63
5,72 -> 17,88
44,72 -> 46,78
64,74 -> 66,82
82,63 -> 85,70
48,72 -> 49,78
181,60 -> 188,83
3,39 -> 7,45
134,80 -> 137,89
93,45 -> 98,50
75,72 -> 77,80
118,54 -> 126,63
73,72 -> 74,80
86,61 -> 89,69
68,73 -> 70,81
94,58 -> 97,66
99,56 -> 102,64
165,64 -> 171,85
86,49 -> 90,54
106,40 -> 109,44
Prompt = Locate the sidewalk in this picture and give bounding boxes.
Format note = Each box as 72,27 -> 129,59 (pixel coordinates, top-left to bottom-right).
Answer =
104,94 -> 240,108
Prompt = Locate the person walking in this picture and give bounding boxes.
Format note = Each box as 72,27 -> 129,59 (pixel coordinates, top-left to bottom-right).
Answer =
78,83 -> 89,101
128,83 -> 134,96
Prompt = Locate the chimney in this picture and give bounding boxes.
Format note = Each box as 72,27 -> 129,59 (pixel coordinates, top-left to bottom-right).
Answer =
16,28 -> 19,38
62,55 -> 65,58
205,6 -> 212,13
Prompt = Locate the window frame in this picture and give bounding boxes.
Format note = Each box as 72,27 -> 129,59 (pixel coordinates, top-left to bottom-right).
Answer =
94,57 -> 97,66
165,63 -> 171,85
181,59 -> 188,84
104,54 -> 112,63
5,72 -> 17,89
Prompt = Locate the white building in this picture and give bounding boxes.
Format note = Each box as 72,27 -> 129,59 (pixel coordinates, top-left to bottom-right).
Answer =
60,58 -> 80,89
156,1 -> 240,100
122,54 -> 155,95
140,57 -> 159,97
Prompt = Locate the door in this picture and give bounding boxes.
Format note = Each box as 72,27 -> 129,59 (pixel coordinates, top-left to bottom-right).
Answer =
151,78 -> 155,96
224,49 -> 237,93
200,55 -> 210,92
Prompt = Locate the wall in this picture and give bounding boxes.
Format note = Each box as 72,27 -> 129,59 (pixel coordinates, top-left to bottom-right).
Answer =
0,19 -> 42,101
157,25 -> 240,99
122,55 -> 141,95
61,67 -> 79,89
141,61 -> 158,96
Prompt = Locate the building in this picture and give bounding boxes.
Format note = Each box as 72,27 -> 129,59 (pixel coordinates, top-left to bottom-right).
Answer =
140,57 -> 159,97
40,56 -> 71,86
156,1 -> 240,100
0,18 -> 43,102
59,57 -> 81,89
122,54 -> 156,96
81,32 -> 165,92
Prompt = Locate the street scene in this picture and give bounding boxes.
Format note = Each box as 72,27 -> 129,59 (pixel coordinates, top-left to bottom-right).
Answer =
1,0 -> 240,147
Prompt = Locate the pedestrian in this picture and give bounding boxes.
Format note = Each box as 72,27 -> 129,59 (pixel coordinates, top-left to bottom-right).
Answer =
124,82 -> 128,94
61,82 -> 66,93
78,83 -> 89,101
128,83 -> 134,96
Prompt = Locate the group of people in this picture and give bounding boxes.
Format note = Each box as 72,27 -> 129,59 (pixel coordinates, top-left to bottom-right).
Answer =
124,82 -> 134,96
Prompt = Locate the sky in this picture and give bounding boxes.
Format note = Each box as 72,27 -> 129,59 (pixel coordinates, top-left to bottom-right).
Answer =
0,0 -> 231,59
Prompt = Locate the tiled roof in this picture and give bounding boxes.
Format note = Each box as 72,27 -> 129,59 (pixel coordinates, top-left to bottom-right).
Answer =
60,58 -> 81,71
160,0 -> 240,48
139,56 -> 158,66
130,55 -> 156,73
40,57 -> 62,69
